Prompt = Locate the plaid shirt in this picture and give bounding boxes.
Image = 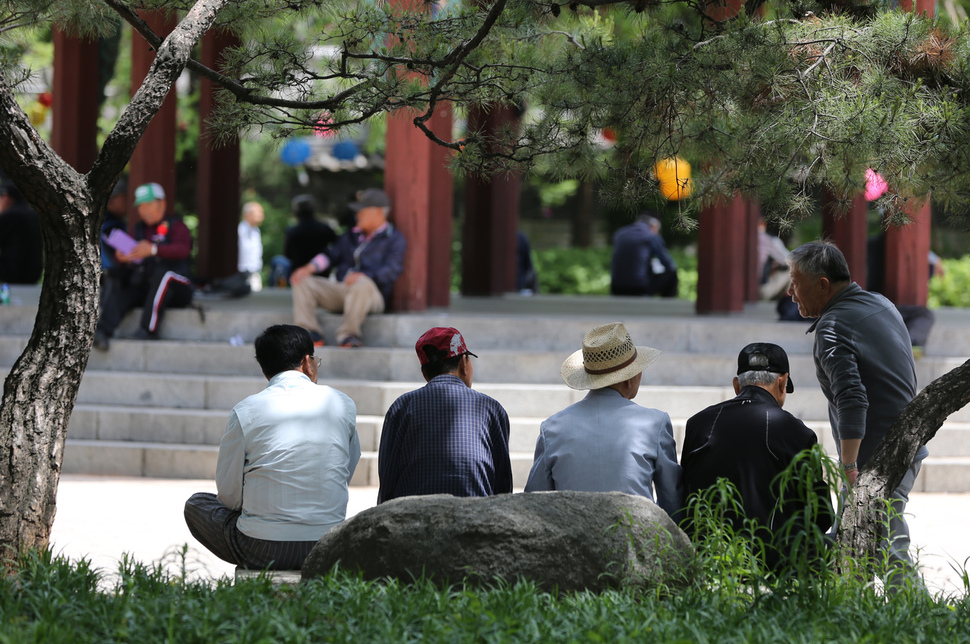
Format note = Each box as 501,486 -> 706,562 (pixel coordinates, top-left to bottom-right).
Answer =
378,374 -> 512,504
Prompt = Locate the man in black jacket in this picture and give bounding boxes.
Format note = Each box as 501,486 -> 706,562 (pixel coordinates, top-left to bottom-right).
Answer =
681,342 -> 834,570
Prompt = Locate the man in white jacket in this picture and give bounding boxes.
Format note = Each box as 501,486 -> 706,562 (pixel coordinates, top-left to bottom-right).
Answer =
184,324 -> 360,570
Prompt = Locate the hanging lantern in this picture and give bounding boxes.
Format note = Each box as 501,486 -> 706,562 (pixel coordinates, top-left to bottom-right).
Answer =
28,101 -> 47,126
865,168 -> 888,201
655,157 -> 692,201
280,138 -> 312,166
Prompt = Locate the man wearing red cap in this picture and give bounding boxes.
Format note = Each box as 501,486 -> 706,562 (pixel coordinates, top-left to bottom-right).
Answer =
377,327 -> 512,503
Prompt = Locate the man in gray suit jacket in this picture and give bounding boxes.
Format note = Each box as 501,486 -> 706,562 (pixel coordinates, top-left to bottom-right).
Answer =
524,322 -> 684,517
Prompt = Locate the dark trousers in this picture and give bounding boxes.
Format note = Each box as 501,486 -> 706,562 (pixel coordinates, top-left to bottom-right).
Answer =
611,270 -> 679,298
98,265 -> 193,336
183,492 -> 317,570
897,305 -> 935,348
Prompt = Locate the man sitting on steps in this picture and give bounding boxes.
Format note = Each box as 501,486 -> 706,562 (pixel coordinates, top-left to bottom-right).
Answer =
290,188 -> 406,349
184,324 -> 360,570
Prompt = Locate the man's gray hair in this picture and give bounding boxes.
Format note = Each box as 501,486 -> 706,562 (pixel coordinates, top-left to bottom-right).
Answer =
738,370 -> 780,389
637,213 -> 661,232
787,241 -> 851,283
242,201 -> 262,217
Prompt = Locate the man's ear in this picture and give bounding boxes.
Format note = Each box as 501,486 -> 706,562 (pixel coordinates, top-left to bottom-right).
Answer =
774,373 -> 789,402
732,376 -> 741,395
819,275 -> 832,294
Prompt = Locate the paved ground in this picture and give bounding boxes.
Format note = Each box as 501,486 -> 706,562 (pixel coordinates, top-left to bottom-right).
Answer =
48,474 -> 970,597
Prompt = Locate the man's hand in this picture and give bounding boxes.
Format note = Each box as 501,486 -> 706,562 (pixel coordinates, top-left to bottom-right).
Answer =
846,467 -> 859,486
118,240 -> 154,263
290,263 -> 316,286
344,271 -> 363,286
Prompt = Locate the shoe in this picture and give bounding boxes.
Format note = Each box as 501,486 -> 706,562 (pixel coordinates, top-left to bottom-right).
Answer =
130,327 -> 158,341
308,330 -> 326,348
93,329 -> 110,351
338,335 -> 362,348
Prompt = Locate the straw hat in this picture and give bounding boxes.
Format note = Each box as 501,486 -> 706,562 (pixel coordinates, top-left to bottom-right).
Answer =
560,322 -> 662,390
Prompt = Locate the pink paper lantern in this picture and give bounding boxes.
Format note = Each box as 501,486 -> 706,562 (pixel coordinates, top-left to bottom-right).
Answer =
865,168 -> 888,201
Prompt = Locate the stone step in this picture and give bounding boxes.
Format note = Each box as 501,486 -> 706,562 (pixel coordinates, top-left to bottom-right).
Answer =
59,438 -> 970,494
60,441 -> 537,491
51,368 -> 970,427
3,330 -> 964,391
66,399 -> 970,463
4,286 -> 970,358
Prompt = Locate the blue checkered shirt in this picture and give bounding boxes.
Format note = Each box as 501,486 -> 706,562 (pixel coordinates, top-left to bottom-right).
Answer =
378,374 -> 512,503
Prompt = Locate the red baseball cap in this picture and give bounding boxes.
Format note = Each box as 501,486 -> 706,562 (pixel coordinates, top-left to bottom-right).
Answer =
415,327 -> 478,366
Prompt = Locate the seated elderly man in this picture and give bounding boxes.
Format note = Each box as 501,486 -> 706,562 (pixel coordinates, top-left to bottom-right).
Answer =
290,188 -> 406,348
524,322 -> 683,517
378,327 -> 512,503
184,325 -> 360,570
681,342 -> 834,570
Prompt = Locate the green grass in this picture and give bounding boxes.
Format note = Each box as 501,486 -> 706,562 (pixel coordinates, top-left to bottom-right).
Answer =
5,464 -> 970,644
3,549 -> 968,643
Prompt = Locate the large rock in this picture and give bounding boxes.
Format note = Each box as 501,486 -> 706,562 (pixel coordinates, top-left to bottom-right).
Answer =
302,491 -> 693,593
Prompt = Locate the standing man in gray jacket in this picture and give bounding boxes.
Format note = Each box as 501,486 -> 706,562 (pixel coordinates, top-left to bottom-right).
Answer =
788,241 -> 928,583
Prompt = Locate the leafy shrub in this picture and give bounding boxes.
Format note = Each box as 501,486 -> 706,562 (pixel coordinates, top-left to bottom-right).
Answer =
928,257 -> 970,308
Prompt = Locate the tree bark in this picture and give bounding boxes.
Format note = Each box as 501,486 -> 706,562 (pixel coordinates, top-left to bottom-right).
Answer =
0,0 -> 230,566
837,359 -> 970,571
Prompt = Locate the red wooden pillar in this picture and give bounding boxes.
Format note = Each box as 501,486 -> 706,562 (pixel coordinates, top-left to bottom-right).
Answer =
386,104 -> 454,311
743,198 -> 761,303
884,201 -> 931,305
695,0 -> 750,313
822,192 -> 869,283
195,29 -> 241,281
696,194 -> 749,313
128,12 -> 178,225
51,31 -> 100,173
461,104 -> 520,296
383,0 -> 453,311
884,0 -> 934,306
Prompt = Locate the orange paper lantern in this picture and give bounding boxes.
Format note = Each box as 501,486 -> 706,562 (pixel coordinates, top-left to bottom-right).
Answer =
655,157 -> 692,201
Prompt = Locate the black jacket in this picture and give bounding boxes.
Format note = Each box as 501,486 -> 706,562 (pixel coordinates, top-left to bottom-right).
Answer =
681,385 -> 834,567
0,202 -> 42,284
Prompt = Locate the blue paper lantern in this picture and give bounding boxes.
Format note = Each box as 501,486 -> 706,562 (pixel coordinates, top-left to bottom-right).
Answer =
332,140 -> 359,161
280,139 -> 312,166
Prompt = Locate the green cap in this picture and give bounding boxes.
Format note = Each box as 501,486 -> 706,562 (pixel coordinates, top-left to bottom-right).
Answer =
133,182 -> 165,206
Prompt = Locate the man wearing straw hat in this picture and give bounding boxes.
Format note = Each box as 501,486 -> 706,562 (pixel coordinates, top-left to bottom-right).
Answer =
524,322 -> 683,517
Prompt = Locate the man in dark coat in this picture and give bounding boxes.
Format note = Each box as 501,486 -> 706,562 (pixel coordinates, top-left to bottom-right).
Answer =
0,178 -> 43,284
610,213 -> 678,297
291,188 -> 405,348
681,342 -> 834,570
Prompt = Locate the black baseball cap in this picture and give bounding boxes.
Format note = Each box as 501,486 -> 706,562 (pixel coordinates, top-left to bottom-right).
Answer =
737,342 -> 794,393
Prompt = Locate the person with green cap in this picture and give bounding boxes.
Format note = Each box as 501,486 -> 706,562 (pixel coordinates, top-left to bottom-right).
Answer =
94,182 -> 193,350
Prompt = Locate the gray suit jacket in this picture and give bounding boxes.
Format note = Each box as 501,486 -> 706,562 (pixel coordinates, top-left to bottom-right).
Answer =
524,387 -> 684,517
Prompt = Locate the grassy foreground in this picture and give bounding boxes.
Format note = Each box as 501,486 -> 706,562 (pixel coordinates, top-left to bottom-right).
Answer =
2,547 -> 969,643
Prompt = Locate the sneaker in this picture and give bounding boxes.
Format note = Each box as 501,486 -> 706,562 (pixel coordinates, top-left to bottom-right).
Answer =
93,329 -> 110,351
308,330 -> 326,348
338,335 -> 362,348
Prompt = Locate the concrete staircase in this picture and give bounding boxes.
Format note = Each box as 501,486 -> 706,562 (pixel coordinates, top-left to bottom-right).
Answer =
3,284 -> 970,492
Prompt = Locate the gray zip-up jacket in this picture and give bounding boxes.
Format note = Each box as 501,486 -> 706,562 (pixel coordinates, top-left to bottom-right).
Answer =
807,282 -> 929,469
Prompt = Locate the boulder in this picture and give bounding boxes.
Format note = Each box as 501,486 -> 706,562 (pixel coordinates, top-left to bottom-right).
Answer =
302,491 -> 693,594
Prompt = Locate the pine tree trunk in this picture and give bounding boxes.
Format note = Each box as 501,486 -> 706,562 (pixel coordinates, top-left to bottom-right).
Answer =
837,360 -> 970,570
0,192 -> 101,561
0,0 -> 230,566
